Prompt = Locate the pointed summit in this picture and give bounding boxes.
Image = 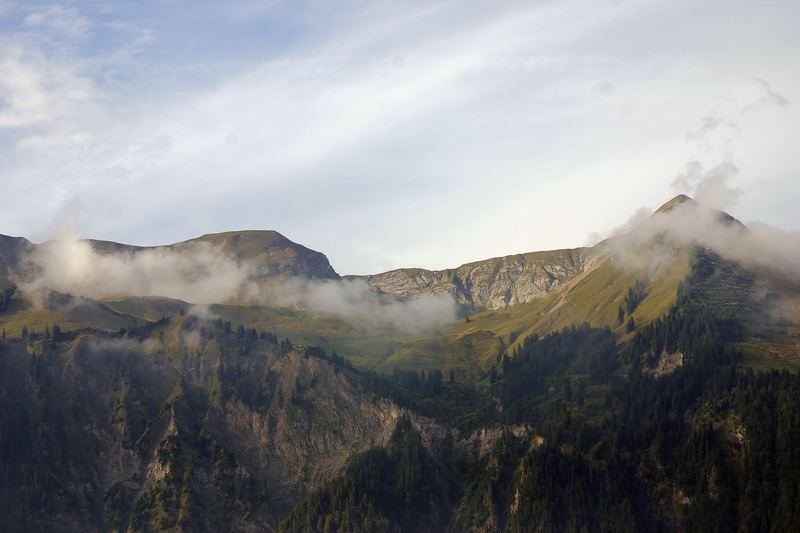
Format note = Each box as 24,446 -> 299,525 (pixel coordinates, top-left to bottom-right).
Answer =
654,194 -> 696,214
653,193 -> 743,227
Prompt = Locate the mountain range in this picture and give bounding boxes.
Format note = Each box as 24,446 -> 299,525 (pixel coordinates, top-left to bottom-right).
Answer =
2,194 -> 797,372
1,195 -> 799,532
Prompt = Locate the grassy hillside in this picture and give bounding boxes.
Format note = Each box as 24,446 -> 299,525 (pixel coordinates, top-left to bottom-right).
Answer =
0,291 -> 484,378
193,303 -> 490,381
2,239 -> 797,376
0,292 -> 143,337
448,247 -> 691,353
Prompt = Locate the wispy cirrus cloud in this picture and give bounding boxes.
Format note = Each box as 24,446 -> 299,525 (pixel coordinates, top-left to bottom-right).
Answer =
0,0 -> 797,275
670,76 -> 794,211
22,4 -> 91,38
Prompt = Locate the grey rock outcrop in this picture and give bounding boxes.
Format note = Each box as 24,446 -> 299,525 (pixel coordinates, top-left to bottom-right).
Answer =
358,247 -> 593,311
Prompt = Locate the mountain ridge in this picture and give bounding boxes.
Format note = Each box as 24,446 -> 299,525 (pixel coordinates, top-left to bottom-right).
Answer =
0,229 -> 340,287
2,194 -> 798,372
356,195 -> 710,312
355,247 -> 593,312
0,194 -> 726,302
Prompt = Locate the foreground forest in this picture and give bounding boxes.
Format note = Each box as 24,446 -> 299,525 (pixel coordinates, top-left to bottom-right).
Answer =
0,0 -> 796,526
1,252 -> 799,532
281,310 -> 800,532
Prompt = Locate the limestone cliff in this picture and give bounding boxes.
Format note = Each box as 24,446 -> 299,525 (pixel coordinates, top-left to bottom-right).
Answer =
0,318 -> 441,532
358,247 -> 594,311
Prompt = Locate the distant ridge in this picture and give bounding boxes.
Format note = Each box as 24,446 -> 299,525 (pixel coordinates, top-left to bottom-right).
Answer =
175,230 -> 339,279
0,229 -> 340,285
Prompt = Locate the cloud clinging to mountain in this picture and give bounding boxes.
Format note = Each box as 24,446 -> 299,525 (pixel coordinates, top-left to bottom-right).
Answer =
19,223 -> 456,333
606,199 -> 800,282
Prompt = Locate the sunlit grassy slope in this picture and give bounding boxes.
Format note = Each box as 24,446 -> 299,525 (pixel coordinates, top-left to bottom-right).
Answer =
101,296 -> 188,321
4,241 -> 798,375
208,246 -> 692,374
0,247 -> 689,378
0,294 -> 141,336
188,303 -> 491,380
0,292 -> 487,378
449,248 -> 691,351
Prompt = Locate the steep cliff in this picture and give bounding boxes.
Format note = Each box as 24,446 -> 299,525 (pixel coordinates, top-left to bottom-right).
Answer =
0,316 -> 436,532
359,248 -> 593,312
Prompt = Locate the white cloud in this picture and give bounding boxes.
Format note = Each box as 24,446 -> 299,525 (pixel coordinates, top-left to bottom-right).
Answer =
22,4 -> 91,38
744,78 -> 790,112
607,199 -> 800,282
671,160 -> 743,210
0,42 -> 96,142
19,221 -> 457,333
21,222 -> 251,303
0,0 -> 797,275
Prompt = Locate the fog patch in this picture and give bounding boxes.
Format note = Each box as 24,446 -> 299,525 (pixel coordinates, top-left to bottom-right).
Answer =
743,78 -> 790,112
19,224 -> 457,334
671,160 -> 743,210
585,207 -> 651,247
20,224 -> 251,304
181,329 -> 203,353
605,199 -> 800,282
259,277 -> 457,334
609,79 -> 799,279
78,335 -> 156,357
187,304 -> 217,320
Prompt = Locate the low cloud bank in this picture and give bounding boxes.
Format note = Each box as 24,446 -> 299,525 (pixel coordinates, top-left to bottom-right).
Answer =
22,225 -> 250,303
605,200 -> 800,282
264,278 -> 457,334
608,78 -> 796,282
19,226 -> 457,333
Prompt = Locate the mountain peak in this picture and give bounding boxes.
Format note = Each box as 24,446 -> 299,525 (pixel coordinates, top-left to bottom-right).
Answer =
185,230 -> 339,279
653,194 -> 744,228
655,194 -> 695,214
186,230 -> 290,252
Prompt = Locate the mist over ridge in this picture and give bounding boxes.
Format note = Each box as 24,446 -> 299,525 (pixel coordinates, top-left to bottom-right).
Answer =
10,224 -> 458,334
4,192 -> 799,339
603,194 -> 800,283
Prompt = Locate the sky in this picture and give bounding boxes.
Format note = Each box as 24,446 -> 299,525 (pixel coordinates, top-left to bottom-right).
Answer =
0,0 -> 798,275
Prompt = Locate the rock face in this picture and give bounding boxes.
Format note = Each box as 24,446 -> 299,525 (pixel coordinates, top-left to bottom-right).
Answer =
356,194 -> 750,314
0,234 -> 33,287
211,350 -> 409,516
358,248 -> 593,311
0,318 -> 437,532
461,425 -> 535,460
645,351 -> 684,377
